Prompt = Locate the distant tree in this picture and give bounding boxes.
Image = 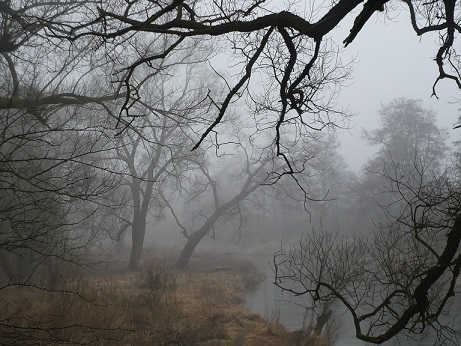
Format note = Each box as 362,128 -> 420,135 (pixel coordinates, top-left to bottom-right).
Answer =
363,98 -> 448,173
247,132 -> 357,239
354,98 -> 449,225
165,129 -> 277,269
103,40 -> 222,271
299,132 -> 358,231
111,112 -> 203,271
164,122 -> 349,268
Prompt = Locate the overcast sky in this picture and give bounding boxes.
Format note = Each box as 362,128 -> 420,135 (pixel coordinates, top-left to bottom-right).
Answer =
331,7 -> 460,172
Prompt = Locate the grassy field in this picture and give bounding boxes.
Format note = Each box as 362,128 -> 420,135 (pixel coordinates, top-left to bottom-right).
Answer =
1,250 -> 330,345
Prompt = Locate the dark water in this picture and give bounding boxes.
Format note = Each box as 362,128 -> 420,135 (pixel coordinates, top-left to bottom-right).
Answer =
243,255 -> 461,346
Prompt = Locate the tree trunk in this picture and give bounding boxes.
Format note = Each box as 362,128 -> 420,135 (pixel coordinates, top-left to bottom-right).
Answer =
313,304 -> 333,336
176,230 -> 206,269
175,186 -> 258,269
127,220 -> 146,271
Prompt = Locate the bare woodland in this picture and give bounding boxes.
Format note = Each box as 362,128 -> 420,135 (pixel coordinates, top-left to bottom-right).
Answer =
2,0 -> 461,345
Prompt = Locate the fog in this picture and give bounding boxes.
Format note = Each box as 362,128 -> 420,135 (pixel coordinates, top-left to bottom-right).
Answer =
3,1 -> 461,345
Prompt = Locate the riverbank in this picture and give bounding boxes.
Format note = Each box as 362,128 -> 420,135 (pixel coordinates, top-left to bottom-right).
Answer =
1,250 -> 331,345
163,250 -> 332,345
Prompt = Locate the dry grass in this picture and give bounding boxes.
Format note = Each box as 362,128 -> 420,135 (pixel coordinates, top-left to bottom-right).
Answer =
0,251 -> 331,346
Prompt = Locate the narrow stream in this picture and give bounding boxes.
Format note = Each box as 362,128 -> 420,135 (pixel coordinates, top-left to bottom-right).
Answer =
243,254 -> 461,345
243,254 -> 364,345
244,254 -> 308,329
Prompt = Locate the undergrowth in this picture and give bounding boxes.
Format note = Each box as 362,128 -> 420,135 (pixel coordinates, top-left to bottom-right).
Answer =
0,251 -> 330,346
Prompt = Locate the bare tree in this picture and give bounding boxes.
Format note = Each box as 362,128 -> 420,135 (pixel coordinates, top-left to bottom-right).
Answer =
161,121 -> 320,268
0,2 -> 138,343
45,1 -> 354,163
275,155 -> 461,345
101,40 -> 222,270
0,1 -> 124,115
0,97 -> 129,345
353,98 -> 449,229
112,113 -> 201,271
166,132 -> 275,269
57,0 -> 461,158
0,100 -> 119,280
5,2 -> 461,343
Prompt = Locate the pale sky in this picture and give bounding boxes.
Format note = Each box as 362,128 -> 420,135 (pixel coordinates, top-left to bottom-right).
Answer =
332,7 -> 460,172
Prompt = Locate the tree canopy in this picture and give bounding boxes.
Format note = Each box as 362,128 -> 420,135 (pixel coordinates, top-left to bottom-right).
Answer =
2,1 -> 460,162
55,0 -> 461,154
364,98 -> 448,172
